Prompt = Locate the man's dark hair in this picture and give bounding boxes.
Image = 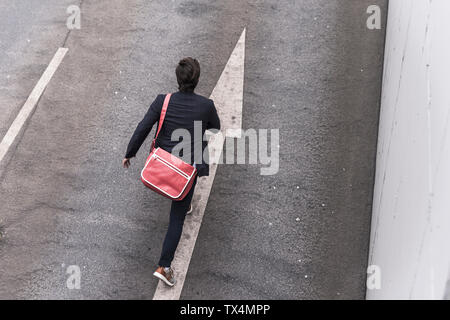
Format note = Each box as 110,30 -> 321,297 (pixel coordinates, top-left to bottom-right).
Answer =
176,57 -> 200,92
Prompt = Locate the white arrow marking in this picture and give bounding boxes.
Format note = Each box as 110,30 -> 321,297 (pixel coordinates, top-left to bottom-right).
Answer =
153,28 -> 246,300
0,48 -> 68,164
210,29 -> 246,139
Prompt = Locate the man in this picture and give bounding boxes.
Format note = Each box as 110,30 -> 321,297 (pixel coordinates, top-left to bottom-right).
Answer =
123,57 -> 220,286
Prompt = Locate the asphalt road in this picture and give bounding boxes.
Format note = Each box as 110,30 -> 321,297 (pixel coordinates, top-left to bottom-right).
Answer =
0,0 -> 387,299
0,0 -> 73,144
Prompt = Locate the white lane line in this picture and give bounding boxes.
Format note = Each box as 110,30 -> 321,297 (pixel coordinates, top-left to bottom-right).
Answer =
209,29 -> 246,139
153,28 -> 246,300
0,47 -> 68,164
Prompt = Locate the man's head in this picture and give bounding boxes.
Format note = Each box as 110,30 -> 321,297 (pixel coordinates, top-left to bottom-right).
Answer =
176,57 -> 200,93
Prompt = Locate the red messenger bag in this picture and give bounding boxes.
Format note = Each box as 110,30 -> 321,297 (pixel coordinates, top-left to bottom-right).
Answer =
141,94 -> 197,201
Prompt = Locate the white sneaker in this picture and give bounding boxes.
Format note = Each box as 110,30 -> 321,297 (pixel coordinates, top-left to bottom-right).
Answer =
153,266 -> 175,287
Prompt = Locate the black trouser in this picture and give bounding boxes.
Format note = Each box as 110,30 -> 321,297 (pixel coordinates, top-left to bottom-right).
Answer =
158,176 -> 197,267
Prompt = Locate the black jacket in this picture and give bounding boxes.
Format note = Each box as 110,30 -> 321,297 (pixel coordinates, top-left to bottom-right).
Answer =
125,91 -> 221,177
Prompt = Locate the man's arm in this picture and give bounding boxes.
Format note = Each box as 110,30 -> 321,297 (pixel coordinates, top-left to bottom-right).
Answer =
206,100 -> 221,131
124,95 -> 163,159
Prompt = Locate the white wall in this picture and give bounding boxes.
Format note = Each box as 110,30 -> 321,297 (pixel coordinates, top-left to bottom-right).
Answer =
367,0 -> 450,299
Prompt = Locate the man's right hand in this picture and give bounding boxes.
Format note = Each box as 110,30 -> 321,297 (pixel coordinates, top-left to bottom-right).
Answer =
122,158 -> 131,168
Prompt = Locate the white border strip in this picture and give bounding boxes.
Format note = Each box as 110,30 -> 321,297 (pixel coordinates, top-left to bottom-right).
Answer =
0,47 -> 68,164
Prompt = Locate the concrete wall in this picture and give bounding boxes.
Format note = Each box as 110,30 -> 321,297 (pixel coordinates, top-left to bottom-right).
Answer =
367,0 -> 450,299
